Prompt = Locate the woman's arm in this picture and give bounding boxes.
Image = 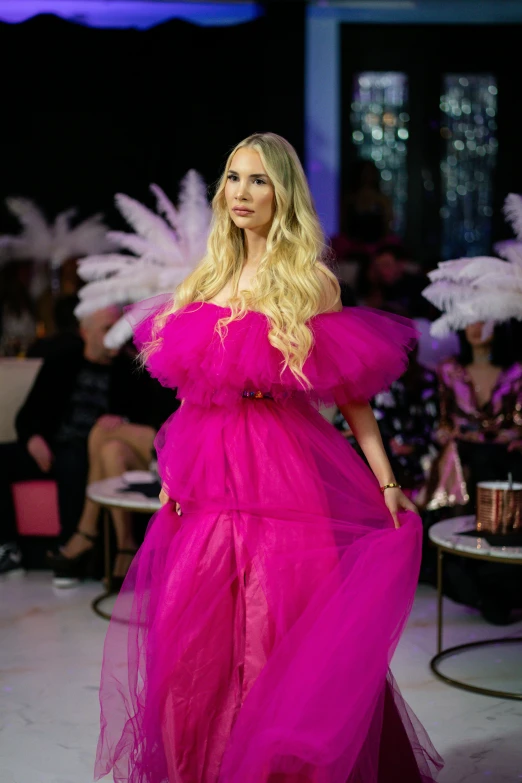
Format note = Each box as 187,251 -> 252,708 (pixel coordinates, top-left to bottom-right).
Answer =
338,400 -> 417,528
435,365 -> 458,445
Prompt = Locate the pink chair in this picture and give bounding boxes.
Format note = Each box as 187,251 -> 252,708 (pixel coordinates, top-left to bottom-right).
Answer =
12,480 -> 61,537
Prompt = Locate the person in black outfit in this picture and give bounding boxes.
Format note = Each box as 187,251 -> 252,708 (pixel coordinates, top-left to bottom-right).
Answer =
0,306 -> 177,581
26,294 -> 83,359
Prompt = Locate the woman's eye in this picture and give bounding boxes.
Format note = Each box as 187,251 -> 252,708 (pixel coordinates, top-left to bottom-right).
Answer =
227,174 -> 238,181
254,179 -> 266,185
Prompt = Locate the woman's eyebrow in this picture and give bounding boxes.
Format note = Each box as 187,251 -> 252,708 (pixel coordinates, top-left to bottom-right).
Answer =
228,169 -> 269,179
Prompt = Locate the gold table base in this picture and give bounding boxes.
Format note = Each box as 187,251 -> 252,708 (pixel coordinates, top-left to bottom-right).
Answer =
431,545 -> 522,701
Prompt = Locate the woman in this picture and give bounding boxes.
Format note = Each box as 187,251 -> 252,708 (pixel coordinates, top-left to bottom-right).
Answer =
437,321 -> 522,495
96,133 -> 442,783
432,321 -> 522,624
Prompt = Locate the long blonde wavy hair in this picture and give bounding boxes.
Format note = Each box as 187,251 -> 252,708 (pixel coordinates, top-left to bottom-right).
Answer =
146,132 -> 340,384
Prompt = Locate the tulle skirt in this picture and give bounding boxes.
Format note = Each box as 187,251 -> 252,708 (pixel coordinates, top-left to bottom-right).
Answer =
95,397 -> 443,783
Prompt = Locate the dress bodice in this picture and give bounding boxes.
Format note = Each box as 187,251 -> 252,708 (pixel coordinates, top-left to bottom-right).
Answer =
130,297 -> 417,409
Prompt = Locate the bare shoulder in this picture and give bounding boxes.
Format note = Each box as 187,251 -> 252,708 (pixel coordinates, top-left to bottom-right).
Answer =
315,265 -> 342,313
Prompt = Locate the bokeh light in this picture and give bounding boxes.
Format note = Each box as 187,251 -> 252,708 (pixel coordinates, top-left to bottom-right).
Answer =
351,72 -> 409,236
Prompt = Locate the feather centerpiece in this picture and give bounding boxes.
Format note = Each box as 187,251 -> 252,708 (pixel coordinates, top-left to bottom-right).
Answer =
0,198 -> 114,268
502,193 -> 522,240
494,193 -> 522,266
76,170 -> 211,348
423,194 -> 522,336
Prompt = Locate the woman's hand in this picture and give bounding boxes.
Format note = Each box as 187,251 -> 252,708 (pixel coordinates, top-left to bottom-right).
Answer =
27,434 -> 54,473
97,414 -> 126,431
383,487 -> 417,529
159,487 -> 182,515
435,426 -> 455,447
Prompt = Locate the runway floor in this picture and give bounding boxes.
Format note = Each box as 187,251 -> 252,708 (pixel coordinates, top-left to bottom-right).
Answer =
1,572 -> 521,783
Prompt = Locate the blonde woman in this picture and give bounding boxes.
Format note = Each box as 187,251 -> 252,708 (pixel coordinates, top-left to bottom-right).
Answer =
96,134 -> 442,783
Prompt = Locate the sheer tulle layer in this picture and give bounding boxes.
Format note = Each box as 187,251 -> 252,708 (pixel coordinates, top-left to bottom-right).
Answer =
129,299 -> 418,409
96,399 -> 443,783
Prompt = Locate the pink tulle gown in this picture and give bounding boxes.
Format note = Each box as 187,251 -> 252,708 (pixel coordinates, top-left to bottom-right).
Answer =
95,297 -> 443,783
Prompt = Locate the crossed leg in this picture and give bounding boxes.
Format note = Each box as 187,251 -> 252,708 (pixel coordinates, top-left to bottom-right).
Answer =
59,421 -> 156,576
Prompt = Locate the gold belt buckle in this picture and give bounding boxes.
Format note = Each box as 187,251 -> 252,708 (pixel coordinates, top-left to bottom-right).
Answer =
242,389 -> 269,400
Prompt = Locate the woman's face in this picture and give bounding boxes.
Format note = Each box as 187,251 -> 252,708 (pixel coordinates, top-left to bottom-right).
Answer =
372,252 -> 402,286
465,321 -> 493,347
225,147 -> 275,236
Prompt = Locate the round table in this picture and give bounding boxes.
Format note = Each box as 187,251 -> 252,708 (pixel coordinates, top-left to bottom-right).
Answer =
87,476 -> 161,620
428,515 -> 522,700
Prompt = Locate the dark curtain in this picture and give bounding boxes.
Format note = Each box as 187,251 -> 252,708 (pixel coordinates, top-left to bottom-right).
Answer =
0,5 -> 305,231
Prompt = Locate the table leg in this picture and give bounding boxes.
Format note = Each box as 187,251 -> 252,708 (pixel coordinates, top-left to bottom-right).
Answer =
104,508 -> 112,595
437,547 -> 444,654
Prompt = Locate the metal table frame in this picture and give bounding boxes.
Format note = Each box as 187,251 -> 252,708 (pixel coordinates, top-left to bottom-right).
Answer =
87,482 -> 160,621
430,534 -> 522,700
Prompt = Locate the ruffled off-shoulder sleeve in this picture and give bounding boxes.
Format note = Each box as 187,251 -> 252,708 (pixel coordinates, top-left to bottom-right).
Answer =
124,294 -> 216,392
126,298 -> 417,408
303,307 -> 418,407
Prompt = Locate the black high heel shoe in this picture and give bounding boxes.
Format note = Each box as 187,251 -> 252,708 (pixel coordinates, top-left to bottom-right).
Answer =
46,530 -> 98,582
110,548 -> 138,593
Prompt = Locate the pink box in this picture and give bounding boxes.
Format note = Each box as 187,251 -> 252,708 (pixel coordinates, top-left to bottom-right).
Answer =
12,480 -> 61,536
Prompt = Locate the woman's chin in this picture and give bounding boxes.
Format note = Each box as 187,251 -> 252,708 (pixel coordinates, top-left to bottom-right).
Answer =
230,215 -> 254,228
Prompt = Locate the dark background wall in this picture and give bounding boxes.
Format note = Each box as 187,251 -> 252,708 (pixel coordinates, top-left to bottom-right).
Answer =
341,23 -> 522,262
0,5 -> 305,231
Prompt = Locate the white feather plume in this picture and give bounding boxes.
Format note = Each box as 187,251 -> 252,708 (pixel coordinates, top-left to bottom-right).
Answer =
176,169 -> 212,264
424,194 -> 522,336
423,281 -> 479,311
428,257 -> 504,284
503,193 -> 522,240
105,231 -> 155,259
430,288 -> 522,337
76,170 -> 210,348
6,197 -> 49,244
495,239 -> 522,268
150,183 -> 179,231
0,198 -> 114,267
114,194 -> 179,257
78,255 -> 135,281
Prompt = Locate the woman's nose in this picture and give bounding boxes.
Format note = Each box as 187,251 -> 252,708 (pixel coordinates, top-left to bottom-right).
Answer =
236,182 -> 250,200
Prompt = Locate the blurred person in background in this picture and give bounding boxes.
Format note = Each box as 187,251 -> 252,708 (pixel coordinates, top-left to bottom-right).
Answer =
27,294 -> 82,359
355,244 -> 427,315
343,160 -> 394,247
331,160 -> 396,295
433,321 -> 522,502
426,320 -> 522,624
0,306 -> 177,584
0,261 -> 37,355
35,257 -> 84,337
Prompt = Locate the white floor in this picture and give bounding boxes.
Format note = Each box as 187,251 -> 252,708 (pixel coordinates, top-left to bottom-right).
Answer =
0,573 -> 521,783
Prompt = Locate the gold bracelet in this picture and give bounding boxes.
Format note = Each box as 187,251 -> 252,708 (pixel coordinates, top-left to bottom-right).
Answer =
380,482 -> 401,493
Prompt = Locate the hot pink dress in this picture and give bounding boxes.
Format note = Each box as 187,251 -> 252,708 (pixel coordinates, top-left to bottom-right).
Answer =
95,298 -> 443,783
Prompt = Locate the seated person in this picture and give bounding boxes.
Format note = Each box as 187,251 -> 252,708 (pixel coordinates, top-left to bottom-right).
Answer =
0,306 -> 177,583
26,294 -> 83,359
425,321 -> 522,624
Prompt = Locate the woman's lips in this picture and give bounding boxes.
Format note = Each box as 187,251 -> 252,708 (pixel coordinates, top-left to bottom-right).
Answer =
233,208 -> 254,215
